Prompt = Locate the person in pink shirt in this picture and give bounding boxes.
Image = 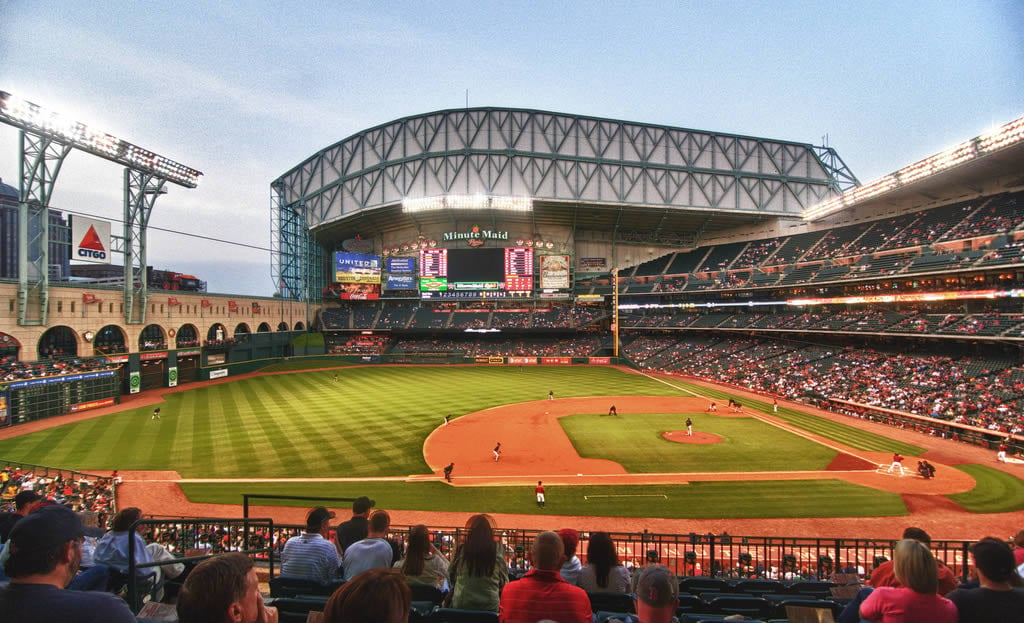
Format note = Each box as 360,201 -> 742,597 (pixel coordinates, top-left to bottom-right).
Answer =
860,539 -> 957,623
1013,530 -> 1024,567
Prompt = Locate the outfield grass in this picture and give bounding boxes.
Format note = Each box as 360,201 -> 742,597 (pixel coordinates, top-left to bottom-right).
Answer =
0,367 -> 685,478
181,479 -> 908,519
561,413 -> 838,472
948,464 -> 1024,513
0,365 -> 959,519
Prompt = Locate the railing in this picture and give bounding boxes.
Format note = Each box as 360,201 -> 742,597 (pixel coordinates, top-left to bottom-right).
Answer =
247,523 -> 974,583
126,517 -> 275,612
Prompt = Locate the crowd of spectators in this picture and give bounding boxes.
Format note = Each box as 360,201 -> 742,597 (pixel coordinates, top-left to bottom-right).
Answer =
625,334 -> 1024,437
0,356 -> 118,382
1,465 -> 116,518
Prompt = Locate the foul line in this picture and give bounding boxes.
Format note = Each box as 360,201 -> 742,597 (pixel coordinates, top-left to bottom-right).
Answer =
584,494 -> 668,500
638,371 -> 882,470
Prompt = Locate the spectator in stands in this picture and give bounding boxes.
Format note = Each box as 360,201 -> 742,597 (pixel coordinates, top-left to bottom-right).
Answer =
335,495 -> 375,554
577,531 -> 631,593
946,537 -> 1024,623
632,564 -> 680,623
869,527 -> 959,594
323,568 -> 410,623
393,524 -> 449,588
860,539 -> 957,622
0,504 -> 136,623
498,530 -> 591,623
343,509 -> 395,581
0,491 -> 42,543
177,552 -> 278,623
557,528 -> 582,585
1012,530 -> 1024,567
448,513 -> 508,611
93,506 -> 184,596
280,506 -> 341,585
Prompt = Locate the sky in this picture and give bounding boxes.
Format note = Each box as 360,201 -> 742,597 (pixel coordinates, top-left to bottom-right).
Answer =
0,1 -> 1021,296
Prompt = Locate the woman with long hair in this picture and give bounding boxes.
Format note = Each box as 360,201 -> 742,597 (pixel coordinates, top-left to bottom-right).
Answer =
860,539 -> 957,623
394,524 -> 450,588
577,532 -> 630,593
323,568 -> 411,623
447,514 -> 508,611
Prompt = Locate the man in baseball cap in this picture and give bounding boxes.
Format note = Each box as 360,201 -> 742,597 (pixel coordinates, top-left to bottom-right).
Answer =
280,506 -> 341,585
632,564 -> 680,623
0,504 -> 135,622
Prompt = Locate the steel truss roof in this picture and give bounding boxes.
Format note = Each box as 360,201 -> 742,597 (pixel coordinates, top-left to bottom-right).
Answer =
272,108 -> 855,236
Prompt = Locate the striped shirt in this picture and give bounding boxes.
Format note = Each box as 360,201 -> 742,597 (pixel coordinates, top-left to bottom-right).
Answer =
281,532 -> 341,584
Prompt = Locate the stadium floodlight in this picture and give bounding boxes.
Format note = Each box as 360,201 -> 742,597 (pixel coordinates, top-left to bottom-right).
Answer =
0,90 -> 202,188
402,194 -> 533,213
803,115 -> 1024,222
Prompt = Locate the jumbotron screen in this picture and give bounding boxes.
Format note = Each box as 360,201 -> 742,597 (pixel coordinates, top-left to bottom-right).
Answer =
419,247 -> 533,297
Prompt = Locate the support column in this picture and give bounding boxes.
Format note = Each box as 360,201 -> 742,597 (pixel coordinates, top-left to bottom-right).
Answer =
17,130 -> 72,326
123,168 -> 167,325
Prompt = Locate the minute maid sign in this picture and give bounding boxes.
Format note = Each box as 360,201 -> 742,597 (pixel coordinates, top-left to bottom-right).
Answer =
442,226 -> 509,246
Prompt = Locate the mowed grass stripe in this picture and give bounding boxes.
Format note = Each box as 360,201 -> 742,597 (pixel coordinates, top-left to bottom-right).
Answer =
243,377 -> 316,476
948,464 -> 1024,513
0,367 -> 910,480
181,479 -> 907,520
668,380 -> 923,455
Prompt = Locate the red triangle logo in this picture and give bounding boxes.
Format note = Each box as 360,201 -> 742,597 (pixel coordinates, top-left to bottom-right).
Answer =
79,225 -> 105,251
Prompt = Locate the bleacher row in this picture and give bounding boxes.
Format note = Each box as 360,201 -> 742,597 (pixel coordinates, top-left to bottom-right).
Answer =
263,575 -> 850,623
620,309 -> 1024,338
606,189 -> 1024,296
623,334 -> 1023,436
321,305 -> 607,331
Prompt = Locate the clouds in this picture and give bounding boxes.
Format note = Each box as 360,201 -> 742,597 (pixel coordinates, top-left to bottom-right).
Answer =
1,1 -> 1021,296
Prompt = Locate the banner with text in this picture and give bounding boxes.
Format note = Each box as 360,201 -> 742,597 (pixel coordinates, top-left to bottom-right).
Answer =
540,255 -> 570,289
335,252 -> 382,284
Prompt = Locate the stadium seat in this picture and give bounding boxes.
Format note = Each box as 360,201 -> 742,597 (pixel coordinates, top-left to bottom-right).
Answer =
785,580 -> 835,598
679,577 -> 732,594
431,608 -> 500,623
675,593 -> 708,613
587,591 -> 636,614
409,583 -> 446,605
269,597 -> 328,623
706,594 -> 772,618
269,575 -> 342,598
775,598 -> 842,620
735,578 -> 784,595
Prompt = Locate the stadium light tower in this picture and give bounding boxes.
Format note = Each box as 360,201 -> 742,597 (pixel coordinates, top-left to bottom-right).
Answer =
0,90 -> 203,325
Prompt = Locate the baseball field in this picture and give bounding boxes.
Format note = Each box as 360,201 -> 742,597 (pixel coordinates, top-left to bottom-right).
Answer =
1,362 -> 1021,536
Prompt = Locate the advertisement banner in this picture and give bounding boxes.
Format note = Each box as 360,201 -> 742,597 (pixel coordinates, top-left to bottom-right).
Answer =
71,215 -> 112,264
210,369 -> 229,379
579,257 -> 607,270
540,255 -> 570,289
140,351 -> 168,361
385,274 -> 417,290
541,357 -> 571,365
386,257 -> 415,273
507,356 -> 538,365
168,366 -> 178,388
129,371 -> 141,394
0,387 -> 8,427
334,252 -> 381,284
588,357 -> 611,364
338,283 -> 380,300
69,397 -> 115,413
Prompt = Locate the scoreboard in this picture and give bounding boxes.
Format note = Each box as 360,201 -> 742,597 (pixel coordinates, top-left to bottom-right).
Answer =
419,247 -> 534,298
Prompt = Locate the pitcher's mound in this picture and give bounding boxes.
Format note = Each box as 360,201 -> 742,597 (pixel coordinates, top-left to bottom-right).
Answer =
662,431 -> 722,445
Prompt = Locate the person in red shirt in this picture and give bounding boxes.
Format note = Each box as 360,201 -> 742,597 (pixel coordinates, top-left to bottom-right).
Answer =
868,527 -> 959,595
498,531 -> 591,623
1013,530 -> 1024,567
535,481 -> 545,508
